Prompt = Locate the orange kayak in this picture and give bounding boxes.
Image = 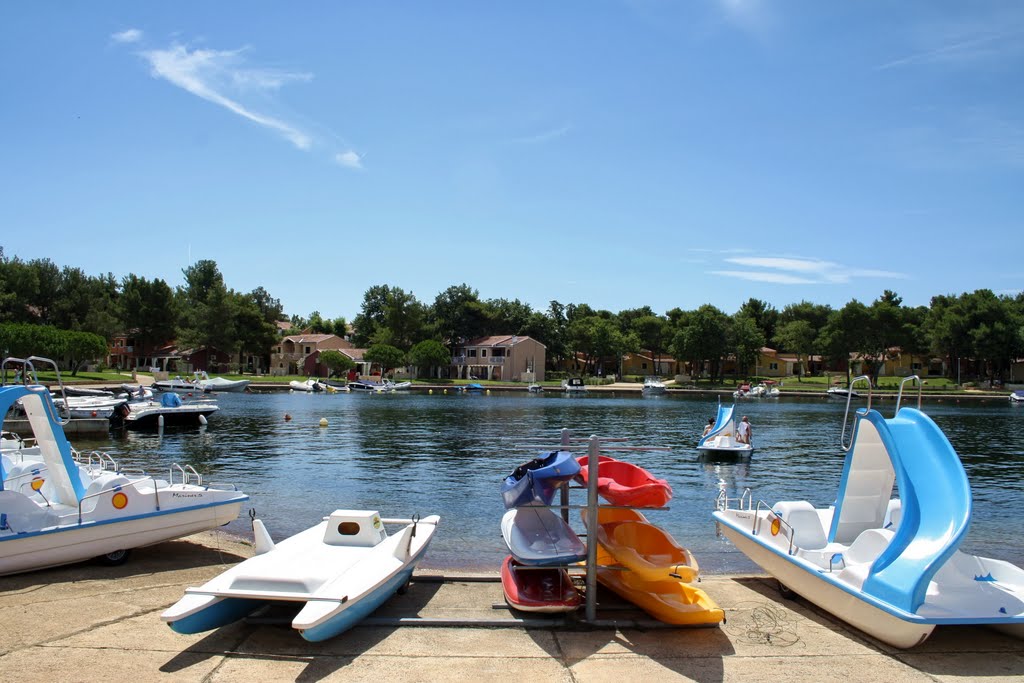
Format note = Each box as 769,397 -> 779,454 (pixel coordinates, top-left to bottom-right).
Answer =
585,508 -> 699,583
594,544 -> 724,626
575,456 -> 672,508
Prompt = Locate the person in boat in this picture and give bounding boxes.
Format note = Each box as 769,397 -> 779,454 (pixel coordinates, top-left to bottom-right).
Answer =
702,418 -> 715,436
737,416 -> 752,445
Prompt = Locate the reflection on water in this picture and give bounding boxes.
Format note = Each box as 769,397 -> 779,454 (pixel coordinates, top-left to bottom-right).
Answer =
69,391 -> 1024,573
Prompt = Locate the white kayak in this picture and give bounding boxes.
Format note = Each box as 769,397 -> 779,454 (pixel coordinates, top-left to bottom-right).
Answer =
500,507 -> 587,567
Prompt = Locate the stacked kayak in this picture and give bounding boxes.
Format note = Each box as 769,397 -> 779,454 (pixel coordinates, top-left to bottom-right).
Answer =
575,455 -> 673,508
578,462 -> 723,626
499,452 -> 584,612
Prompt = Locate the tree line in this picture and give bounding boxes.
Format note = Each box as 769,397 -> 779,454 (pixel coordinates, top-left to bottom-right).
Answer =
1,247 -> 1022,381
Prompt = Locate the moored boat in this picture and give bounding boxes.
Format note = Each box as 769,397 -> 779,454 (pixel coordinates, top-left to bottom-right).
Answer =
713,375 -> 1024,648
121,392 -> 218,429
500,555 -> 581,613
562,377 -> 587,394
574,455 -> 672,508
0,356 -> 247,576
195,372 -> 251,393
162,509 -> 440,641
642,377 -> 667,395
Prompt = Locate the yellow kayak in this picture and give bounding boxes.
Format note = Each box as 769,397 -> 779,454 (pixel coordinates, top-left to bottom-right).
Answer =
595,544 -> 725,626
585,508 -> 700,583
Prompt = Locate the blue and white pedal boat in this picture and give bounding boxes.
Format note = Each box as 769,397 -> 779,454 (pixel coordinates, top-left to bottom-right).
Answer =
696,403 -> 752,457
162,510 -> 440,641
713,377 -> 1024,648
0,357 -> 247,576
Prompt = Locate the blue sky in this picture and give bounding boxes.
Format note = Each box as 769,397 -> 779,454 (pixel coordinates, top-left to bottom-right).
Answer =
2,2 -> 1021,321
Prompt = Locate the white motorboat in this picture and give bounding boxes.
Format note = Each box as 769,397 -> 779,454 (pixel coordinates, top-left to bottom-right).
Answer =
51,394 -> 127,420
828,386 -> 860,399
0,356 -> 247,576
289,378 -> 324,392
347,379 -> 392,393
713,376 -> 1024,648
162,509 -> 440,641
696,403 -> 753,457
1009,390 -> 1024,404
527,383 -> 544,394
384,380 -> 411,391
153,375 -> 210,394
121,392 -> 219,429
195,372 -> 251,393
562,377 -> 588,394
642,377 -> 667,395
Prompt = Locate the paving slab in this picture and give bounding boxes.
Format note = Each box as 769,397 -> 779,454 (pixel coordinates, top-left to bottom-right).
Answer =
1,531 -> 1022,682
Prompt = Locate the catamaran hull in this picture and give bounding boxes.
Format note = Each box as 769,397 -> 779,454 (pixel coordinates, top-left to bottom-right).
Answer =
0,500 -> 245,576
696,445 -> 753,457
715,517 -> 934,648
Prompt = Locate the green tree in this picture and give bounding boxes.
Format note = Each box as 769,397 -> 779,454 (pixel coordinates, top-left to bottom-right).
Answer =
319,349 -> 355,377
730,315 -> 765,379
64,330 -> 108,376
817,301 -> 870,385
408,339 -> 451,378
672,305 -> 729,381
631,315 -> 668,375
737,298 -> 778,347
364,343 -> 406,376
431,284 -> 488,353
119,275 -> 178,351
775,319 -> 816,381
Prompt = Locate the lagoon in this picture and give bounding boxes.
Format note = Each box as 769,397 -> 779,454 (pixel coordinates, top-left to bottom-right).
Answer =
73,391 -> 1024,573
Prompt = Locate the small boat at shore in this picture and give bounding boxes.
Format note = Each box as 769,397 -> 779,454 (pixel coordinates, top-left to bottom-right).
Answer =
195,372 -> 251,393
642,377 -> 667,395
575,455 -> 672,508
121,392 -> 218,429
0,356 -> 247,576
827,385 -> 860,399
714,375 -> 1024,648
153,375 -> 210,393
501,507 -> 586,566
289,378 -> 324,392
562,377 -> 587,395
501,450 -> 580,509
501,555 -> 581,613
162,509 -> 440,641
1010,390 -> 1024,404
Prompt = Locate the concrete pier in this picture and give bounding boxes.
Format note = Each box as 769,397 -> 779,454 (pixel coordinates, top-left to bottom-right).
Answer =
1,531 -> 1020,682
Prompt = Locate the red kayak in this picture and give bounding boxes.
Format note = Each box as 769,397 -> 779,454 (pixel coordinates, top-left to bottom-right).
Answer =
500,556 -> 581,613
575,455 -> 673,508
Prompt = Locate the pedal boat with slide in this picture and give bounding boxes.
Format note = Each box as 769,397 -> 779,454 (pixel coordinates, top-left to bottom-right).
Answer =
696,402 -> 753,457
0,356 -> 247,576
713,376 -> 1024,648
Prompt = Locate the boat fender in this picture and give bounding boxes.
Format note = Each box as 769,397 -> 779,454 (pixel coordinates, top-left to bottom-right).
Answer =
199,414 -> 207,425
158,414 -> 165,428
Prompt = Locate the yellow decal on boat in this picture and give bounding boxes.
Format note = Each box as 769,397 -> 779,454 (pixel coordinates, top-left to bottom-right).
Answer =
112,492 -> 129,509
30,477 -> 44,492
373,516 -> 382,530
770,516 -> 781,536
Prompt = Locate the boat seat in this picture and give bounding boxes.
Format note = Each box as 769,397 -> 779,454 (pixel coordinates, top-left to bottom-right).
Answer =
773,501 -> 827,550
844,527 -> 894,565
0,489 -> 58,532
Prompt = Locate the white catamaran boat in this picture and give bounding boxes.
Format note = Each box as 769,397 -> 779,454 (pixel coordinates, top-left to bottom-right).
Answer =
0,357 -> 248,576
162,509 -> 440,641
713,376 -> 1024,648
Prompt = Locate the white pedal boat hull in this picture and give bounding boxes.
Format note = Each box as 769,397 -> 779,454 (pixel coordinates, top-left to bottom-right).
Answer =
162,511 -> 440,641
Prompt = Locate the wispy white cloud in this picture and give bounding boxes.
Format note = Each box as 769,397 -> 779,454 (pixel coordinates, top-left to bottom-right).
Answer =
712,255 -> 909,285
139,44 -> 313,150
710,270 -> 816,285
111,28 -> 143,44
334,150 -> 363,169
876,31 -> 1020,71
511,124 -> 572,145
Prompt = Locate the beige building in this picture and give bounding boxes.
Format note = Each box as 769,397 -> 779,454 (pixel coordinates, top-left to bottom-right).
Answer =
271,333 -> 352,376
452,335 -> 545,382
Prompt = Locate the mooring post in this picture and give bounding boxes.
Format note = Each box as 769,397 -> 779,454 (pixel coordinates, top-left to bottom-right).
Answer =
585,434 -> 600,623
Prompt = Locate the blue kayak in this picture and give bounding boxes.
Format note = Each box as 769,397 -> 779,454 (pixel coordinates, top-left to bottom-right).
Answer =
501,450 -> 580,509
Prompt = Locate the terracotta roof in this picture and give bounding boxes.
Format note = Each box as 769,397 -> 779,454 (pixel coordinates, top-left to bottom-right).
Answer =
463,335 -> 541,348
341,348 -> 367,361
283,334 -> 338,343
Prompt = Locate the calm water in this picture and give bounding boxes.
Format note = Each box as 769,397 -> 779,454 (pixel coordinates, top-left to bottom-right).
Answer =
71,391 -> 1024,574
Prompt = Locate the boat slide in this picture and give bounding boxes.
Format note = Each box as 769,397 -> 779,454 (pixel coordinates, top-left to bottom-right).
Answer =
696,403 -> 752,456
714,377 -> 1024,647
